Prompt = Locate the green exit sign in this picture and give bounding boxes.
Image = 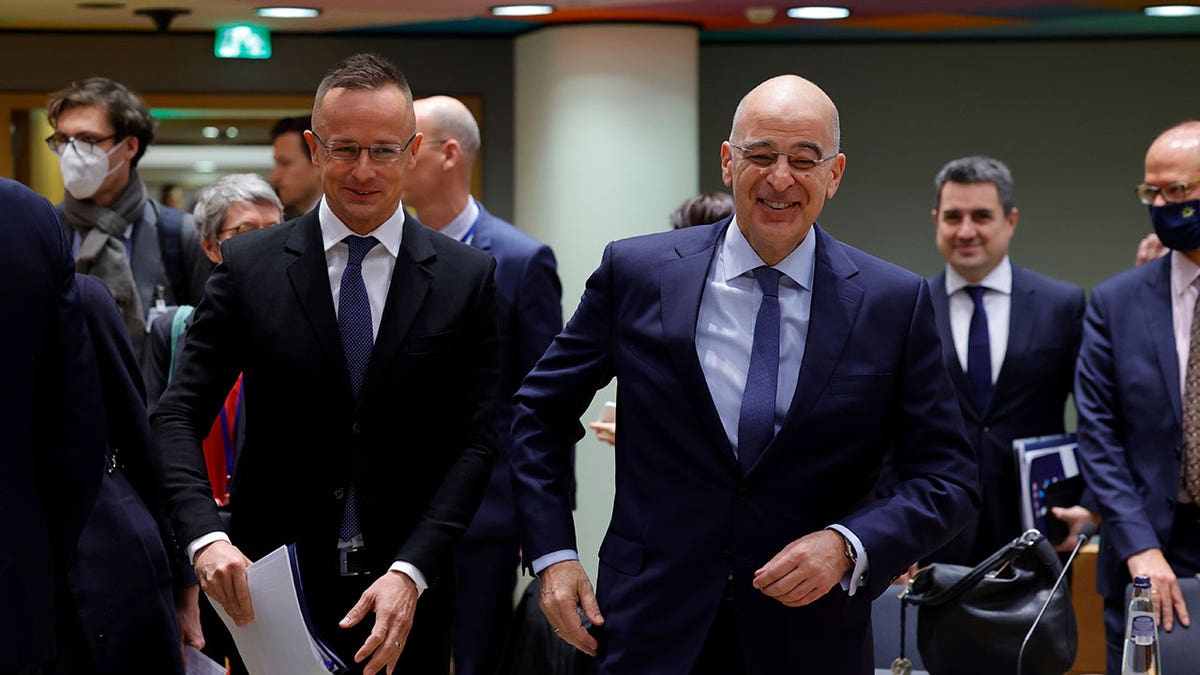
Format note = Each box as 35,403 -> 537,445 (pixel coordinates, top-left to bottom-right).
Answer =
214,24 -> 272,59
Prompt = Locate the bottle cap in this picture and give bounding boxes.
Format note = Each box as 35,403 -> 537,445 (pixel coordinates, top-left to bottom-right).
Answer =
1133,575 -> 1152,588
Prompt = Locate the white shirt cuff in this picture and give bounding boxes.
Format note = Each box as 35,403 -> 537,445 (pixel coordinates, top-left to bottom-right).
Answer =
828,524 -> 869,596
531,549 -> 579,576
186,531 -> 231,565
388,561 -> 428,596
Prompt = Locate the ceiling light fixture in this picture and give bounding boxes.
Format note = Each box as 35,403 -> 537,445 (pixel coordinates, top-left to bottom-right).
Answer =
490,4 -> 554,17
1143,4 -> 1200,16
255,7 -> 321,19
787,6 -> 851,20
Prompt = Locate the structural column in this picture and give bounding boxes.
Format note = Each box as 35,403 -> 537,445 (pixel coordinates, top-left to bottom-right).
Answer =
513,24 -> 700,578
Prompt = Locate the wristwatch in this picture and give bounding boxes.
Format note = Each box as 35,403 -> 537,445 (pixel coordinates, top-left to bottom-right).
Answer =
842,533 -> 858,568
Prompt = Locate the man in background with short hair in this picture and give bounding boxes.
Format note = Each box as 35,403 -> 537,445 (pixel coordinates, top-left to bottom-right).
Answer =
269,115 -> 322,218
46,77 -> 209,344
922,155 -> 1090,564
402,94 -> 563,675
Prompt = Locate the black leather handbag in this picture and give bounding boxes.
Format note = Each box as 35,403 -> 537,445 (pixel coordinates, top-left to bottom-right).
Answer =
898,530 -> 1077,675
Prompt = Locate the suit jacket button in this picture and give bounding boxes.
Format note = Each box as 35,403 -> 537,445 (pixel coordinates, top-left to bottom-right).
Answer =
982,426 -> 990,433
334,488 -> 345,500
351,422 -> 362,434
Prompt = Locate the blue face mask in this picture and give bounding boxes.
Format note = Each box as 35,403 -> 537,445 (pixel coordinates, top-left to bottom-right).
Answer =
1151,200 -> 1200,252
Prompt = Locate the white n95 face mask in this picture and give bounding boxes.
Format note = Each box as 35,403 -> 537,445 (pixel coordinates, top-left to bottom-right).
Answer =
58,138 -> 126,200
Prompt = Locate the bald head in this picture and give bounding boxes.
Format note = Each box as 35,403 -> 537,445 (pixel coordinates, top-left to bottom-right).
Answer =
1148,121 -> 1200,163
731,75 -> 841,154
413,95 -> 481,163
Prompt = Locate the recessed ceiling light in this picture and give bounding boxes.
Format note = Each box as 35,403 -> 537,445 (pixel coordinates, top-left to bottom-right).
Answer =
201,126 -> 220,139
787,6 -> 851,20
490,4 -> 554,17
255,6 -> 321,19
1143,4 -> 1200,16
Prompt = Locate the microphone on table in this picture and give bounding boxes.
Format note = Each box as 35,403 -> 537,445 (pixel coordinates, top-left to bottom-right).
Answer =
1015,520 -> 1098,675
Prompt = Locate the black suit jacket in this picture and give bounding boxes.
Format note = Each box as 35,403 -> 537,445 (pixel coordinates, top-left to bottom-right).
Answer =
152,209 -> 500,667
928,265 -> 1084,562
0,178 -> 105,668
71,275 -> 184,673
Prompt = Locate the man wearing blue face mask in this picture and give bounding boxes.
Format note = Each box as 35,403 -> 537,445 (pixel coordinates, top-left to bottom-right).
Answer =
1076,120 -> 1200,674
46,78 -> 209,348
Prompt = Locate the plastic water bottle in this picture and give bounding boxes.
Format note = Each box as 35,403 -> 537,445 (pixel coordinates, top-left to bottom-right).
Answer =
1121,575 -> 1161,675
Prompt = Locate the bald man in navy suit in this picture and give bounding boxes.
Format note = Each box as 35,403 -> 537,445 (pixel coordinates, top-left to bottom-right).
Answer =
511,75 -> 978,674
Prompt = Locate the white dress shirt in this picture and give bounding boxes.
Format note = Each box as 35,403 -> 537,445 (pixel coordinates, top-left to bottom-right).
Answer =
944,256 -> 1013,385
438,196 -> 480,244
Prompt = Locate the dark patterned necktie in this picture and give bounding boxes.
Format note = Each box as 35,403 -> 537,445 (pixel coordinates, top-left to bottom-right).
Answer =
737,266 -> 783,473
338,235 -> 378,542
966,285 -> 992,412
1183,283 -> 1200,502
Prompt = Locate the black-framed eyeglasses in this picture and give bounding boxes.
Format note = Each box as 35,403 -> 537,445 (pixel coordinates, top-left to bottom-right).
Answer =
1136,179 -> 1200,206
728,141 -> 839,173
44,132 -> 119,156
309,131 -> 416,163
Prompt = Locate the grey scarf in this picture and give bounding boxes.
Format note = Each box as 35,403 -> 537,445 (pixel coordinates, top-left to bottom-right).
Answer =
60,173 -> 148,336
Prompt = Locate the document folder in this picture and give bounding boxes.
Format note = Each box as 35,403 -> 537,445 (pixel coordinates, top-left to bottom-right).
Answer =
208,543 -> 347,674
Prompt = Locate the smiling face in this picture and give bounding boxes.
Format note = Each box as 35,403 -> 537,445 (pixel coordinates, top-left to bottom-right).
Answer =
306,85 -> 420,235
720,76 -> 845,265
933,181 -> 1017,283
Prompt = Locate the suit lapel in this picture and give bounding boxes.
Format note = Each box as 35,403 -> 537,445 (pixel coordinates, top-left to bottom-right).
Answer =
758,226 -> 863,471
1142,258 -> 1182,425
660,220 -> 738,465
929,270 -> 974,410
360,214 -> 434,401
285,213 -> 347,383
990,267 -> 1035,413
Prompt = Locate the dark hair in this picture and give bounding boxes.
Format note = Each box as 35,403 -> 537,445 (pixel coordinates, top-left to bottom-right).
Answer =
270,116 -> 313,161
671,192 -> 735,230
313,53 -> 412,124
933,156 -> 1015,215
47,77 -> 155,166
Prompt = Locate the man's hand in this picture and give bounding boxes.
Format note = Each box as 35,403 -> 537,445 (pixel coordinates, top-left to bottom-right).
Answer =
194,541 -> 254,626
1128,548 -> 1191,632
1049,505 -> 1100,553
588,421 -> 616,446
1135,233 -> 1168,267
753,529 -> 851,607
176,584 -> 205,659
339,570 -> 419,675
539,560 -> 605,656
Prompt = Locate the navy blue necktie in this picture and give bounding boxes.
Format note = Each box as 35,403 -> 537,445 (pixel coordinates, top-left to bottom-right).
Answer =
737,266 -> 783,473
338,235 -> 378,542
965,285 -> 992,412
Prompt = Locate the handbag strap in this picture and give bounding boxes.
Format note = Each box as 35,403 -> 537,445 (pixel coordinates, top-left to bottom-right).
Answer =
905,530 -> 1044,608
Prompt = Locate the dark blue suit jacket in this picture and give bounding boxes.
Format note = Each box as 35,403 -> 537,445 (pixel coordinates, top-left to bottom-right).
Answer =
929,266 -> 1084,562
464,202 -> 562,540
72,275 -> 185,673
0,178 -> 105,668
1076,255 -> 1192,601
511,219 -> 979,674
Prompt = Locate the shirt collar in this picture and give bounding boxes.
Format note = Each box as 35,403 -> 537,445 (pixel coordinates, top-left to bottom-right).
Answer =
318,196 -> 405,257
944,256 -> 1013,296
721,216 -> 816,291
1171,249 -> 1200,297
440,196 -> 480,243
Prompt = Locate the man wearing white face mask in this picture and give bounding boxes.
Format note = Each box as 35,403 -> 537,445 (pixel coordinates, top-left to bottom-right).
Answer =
46,77 -> 209,345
